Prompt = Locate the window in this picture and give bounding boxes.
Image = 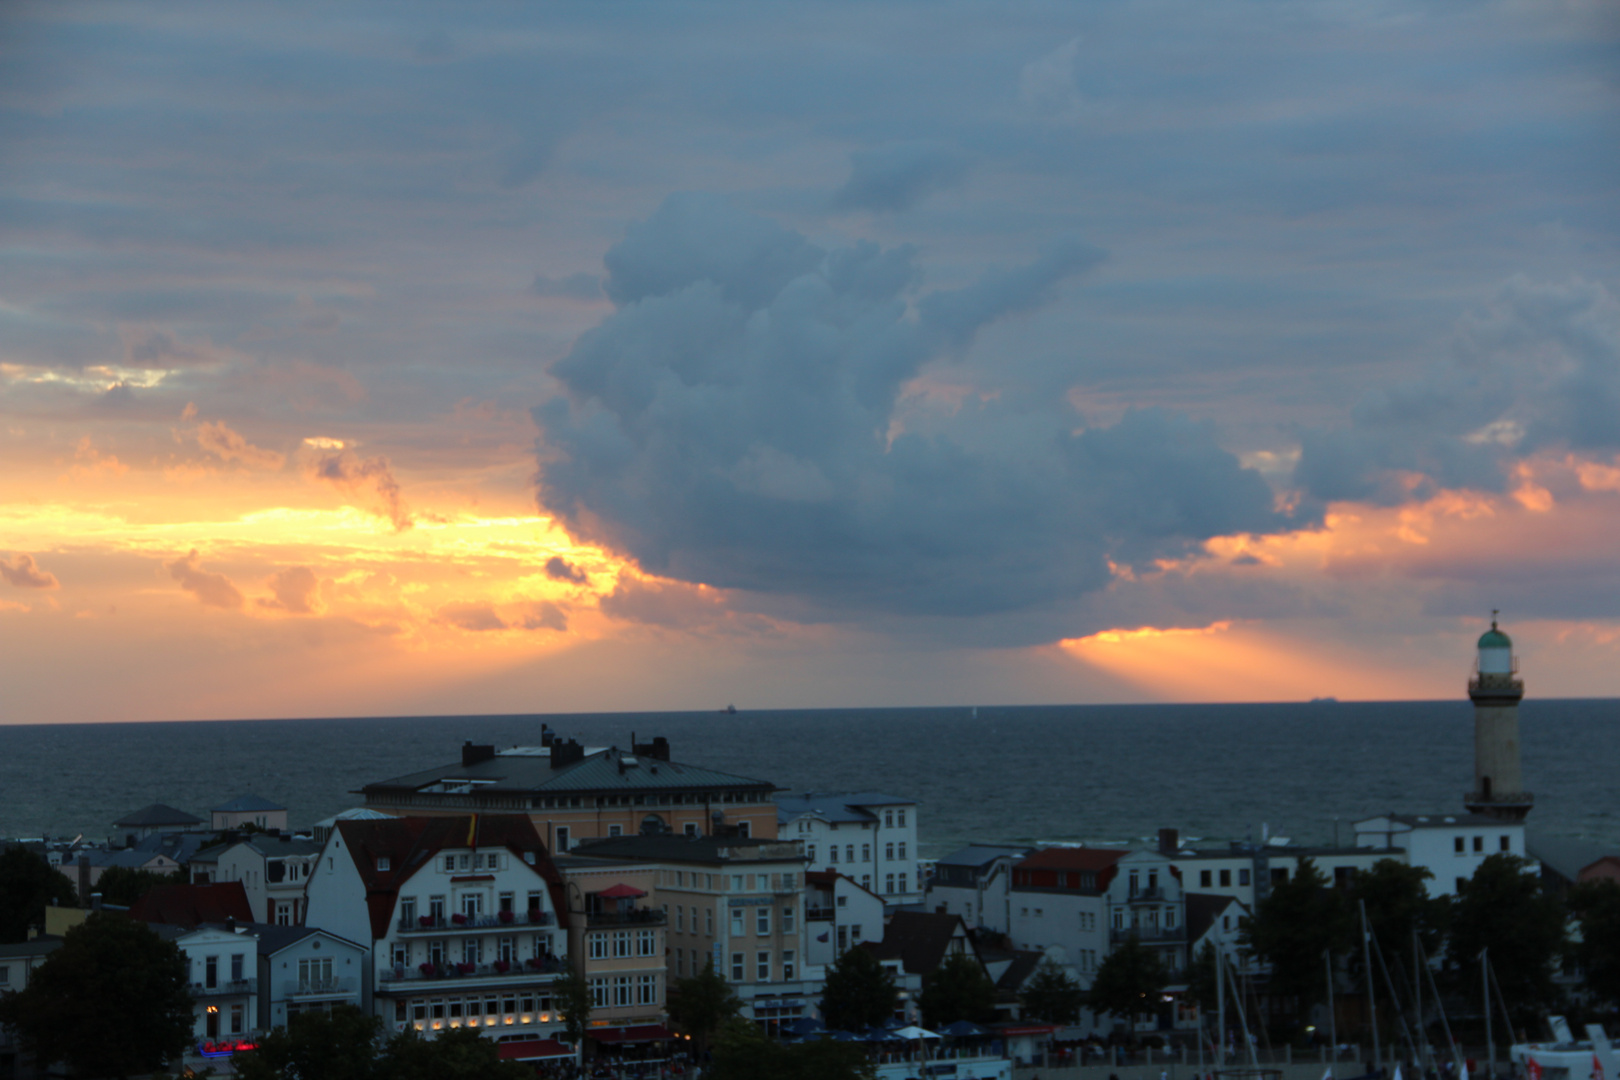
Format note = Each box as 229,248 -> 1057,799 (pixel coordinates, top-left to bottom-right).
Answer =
782,906 -> 795,933
230,1003 -> 244,1034
377,856 -> 391,872
1112,909 -> 1125,929
400,898 -> 418,925
757,908 -> 771,935
1148,871 -> 1158,891
527,890 -> 542,912
885,874 -> 895,894
498,891 -> 514,914
1200,870 -> 1212,887
884,810 -> 893,828
589,934 -> 608,960
638,974 -> 659,1005
845,845 -> 854,862
444,855 -> 456,872
459,854 -> 471,870
737,821 -> 751,838
731,953 -> 744,981
613,931 -> 631,958
1129,871 -> 1139,895
1165,907 -> 1177,928
590,978 -> 610,1008
637,930 -> 657,956
837,925 -> 848,951
276,901 -> 292,926
615,976 -> 632,1006
684,823 -> 699,837
829,846 -> 838,864
1238,869 -> 1250,886
860,874 -> 870,889
731,909 -> 744,935
676,950 -> 686,977
898,842 -> 906,860
392,943 -> 407,967
1473,835 -> 1484,853
807,844 -> 816,862
850,924 -> 862,942
706,908 -> 714,935
885,843 -> 894,861
462,893 -> 483,919
1500,835 -> 1511,851
1455,836 -> 1466,853
782,950 -> 795,980
676,905 -> 685,931
836,894 -> 847,907
555,826 -> 570,852
1219,869 -> 1231,887
205,956 -> 218,989
899,873 -> 908,893
757,950 -> 771,981
499,937 -> 515,963
464,938 -> 482,964
732,875 -> 743,891
300,956 -> 333,987
897,809 -> 906,826
608,824 -> 622,837
231,953 -> 244,981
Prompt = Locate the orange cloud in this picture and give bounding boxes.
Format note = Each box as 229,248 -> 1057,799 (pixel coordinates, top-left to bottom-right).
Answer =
165,549 -> 245,610
1,553 -> 59,589
306,448 -> 413,531
197,420 -> 285,470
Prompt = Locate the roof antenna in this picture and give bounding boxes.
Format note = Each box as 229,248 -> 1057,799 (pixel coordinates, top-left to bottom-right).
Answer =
1491,608 -> 1499,629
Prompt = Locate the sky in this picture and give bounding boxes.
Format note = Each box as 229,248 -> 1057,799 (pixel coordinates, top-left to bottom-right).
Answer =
2,1 -> 1618,724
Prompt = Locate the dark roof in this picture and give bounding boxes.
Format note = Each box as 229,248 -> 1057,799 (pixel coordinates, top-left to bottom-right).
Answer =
334,815 -> 570,941
114,803 -> 203,828
775,792 -> 913,824
0,936 -> 65,959
243,922 -> 366,956
129,883 -> 253,927
1360,812 -> 1509,829
934,845 -> 1033,869
1184,892 -> 1246,944
864,910 -> 975,975
1528,832 -> 1617,884
131,831 -> 214,865
212,795 -> 286,814
361,746 -> 774,798
1015,847 -> 1127,873
993,950 -> 1044,993
570,835 -> 805,866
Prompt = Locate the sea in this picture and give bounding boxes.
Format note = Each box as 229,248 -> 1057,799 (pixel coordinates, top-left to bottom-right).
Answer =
2,700 -> 1615,858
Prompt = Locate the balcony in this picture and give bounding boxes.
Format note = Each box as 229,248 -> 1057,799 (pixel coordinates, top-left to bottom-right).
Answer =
1110,926 -> 1185,944
377,957 -> 566,992
584,907 -> 667,928
1125,886 -> 1166,902
398,910 -> 554,934
806,906 -> 835,921
283,976 -> 358,999
192,978 -> 256,998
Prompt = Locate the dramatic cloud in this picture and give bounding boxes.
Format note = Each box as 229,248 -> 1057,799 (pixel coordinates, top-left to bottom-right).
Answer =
545,556 -> 589,585
165,549 -> 245,610
532,273 -> 604,301
535,196 -> 1289,628
1295,277 -> 1620,506
832,142 -> 968,214
516,601 -> 568,632
1,553 -> 60,590
434,600 -> 568,633
308,449 -> 413,531
436,602 -> 508,632
260,566 -> 322,614
198,421 -> 285,470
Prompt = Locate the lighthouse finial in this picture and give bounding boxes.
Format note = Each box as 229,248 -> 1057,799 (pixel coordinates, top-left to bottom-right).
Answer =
1491,608 -> 1499,630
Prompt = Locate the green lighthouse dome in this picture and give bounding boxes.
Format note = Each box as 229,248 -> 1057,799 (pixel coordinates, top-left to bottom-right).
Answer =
1478,626 -> 1512,649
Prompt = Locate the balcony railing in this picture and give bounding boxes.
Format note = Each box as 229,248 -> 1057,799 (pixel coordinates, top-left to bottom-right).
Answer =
398,910 -> 554,933
283,976 -> 357,998
378,956 -> 567,987
806,906 -> 835,921
584,908 -> 667,928
1125,886 -> 1166,901
192,978 -> 256,997
1110,926 -> 1185,944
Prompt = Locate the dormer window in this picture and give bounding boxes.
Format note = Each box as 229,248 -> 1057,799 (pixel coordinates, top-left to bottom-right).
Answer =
377,857 -> 391,872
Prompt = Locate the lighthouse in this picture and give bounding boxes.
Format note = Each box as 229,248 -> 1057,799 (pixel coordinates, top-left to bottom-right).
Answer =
1464,612 -> 1532,820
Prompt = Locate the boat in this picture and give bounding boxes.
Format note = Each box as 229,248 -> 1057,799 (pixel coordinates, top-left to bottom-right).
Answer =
720,704 -> 737,715
1513,1017 -> 1618,1080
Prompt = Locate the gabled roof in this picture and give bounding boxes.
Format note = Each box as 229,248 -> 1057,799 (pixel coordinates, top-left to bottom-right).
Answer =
993,949 -> 1044,993
79,848 -> 176,870
129,882 -> 253,927
864,910 -> 976,976
212,795 -> 285,814
1528,832 -> 1615,884
334,815 -> 570,941
114,803 -> 203,828
1015,847 -> 1127,873
131,831 -> 214,865
361,746 -> 773,798
1184,892 -> 1247,944
245,922 -> 366,956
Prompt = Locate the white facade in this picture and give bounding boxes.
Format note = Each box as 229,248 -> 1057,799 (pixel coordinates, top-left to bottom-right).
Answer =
256,927 -> 368,1031
168,925 -> 261,1055
1007,889 -> 1108,986
1104,851 -> 1186,975
926,845 -> 1027,934
209,838 -> 321,925
1354,814 -> 1527,897
778,793 -> 923,906
804,871 -> 885,977
1171,845 -> 1398,908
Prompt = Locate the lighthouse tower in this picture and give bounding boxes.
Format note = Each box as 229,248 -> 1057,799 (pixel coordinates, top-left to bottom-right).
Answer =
1464,612 -> 1532,820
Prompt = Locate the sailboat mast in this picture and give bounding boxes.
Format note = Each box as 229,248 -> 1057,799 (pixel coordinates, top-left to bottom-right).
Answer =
1362,900 -> 1380,1071
1326,949 -> 1338,1066
1216,940 -> 1225,1066
1481,950 -> 1492,1080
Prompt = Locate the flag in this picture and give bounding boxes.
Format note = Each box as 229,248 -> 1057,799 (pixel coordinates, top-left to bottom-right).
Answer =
1594,1053 -> 1605,1080
1393,1065 -> 1403,1080
1322,1068 -> 1333,1080
1524,1059 -> 1541,1080
467,814 -> 478,849
817,931 -> 829,942
1460,1062 -> 1469,1080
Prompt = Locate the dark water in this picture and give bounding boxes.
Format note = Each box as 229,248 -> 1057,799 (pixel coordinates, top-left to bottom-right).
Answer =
1,700 -> 1614,857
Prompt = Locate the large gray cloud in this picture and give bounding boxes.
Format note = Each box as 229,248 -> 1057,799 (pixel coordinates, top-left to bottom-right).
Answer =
1295,276 -> 1620,505
535,195 -> 1290,625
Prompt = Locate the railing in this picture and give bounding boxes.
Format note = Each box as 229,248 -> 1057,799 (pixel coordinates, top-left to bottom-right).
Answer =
1462,791 -> 1533,806
584,908 -> 667,927
283,976 -> 356,997
1109,926 -> 1184,944
1125,886 -> 1165,901
398,910 -> 554,933
806,906 -> 835,921
192,978 -> 256,997
378,956 -> 567,985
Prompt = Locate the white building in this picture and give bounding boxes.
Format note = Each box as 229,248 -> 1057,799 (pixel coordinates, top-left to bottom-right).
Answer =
252,923 -> 368,1031
1004,847 -> 1118,987
303,814 -> 573,1046
803,870 -> 885,977
925,845 -> 1030,934
150,923 -> 261,1059
1353,813 -> 1527,897
776,792 -> 922,906
1170,841 -> 1402,907
192,834 -> 322,925
211,796 -> 289,834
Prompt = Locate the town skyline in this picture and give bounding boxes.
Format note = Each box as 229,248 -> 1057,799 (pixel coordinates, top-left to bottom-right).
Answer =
2,3 -> 1618,724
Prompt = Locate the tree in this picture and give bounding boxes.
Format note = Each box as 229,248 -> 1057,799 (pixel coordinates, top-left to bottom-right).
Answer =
1569,879 -> 1620,1008
1241,858 -> 1353,1010
707,1017 -> 877,1080
1349,859 -> 1448,969
1185,941 -> 1220,1014
377,1025 -> 532,1080
820,946 -> 897,1032
0,845 -> 76,943
919,951 -> 997,1029
95,864 -> 189,908
1446,854 -> 1566,1023
235,1005 -> 382,1080
1088,934 -> 1168,1027
667,956 -> 742,1050
0,913 -> 194,1078
1021,959 -> 1085,1025
552,959 -> 593,1047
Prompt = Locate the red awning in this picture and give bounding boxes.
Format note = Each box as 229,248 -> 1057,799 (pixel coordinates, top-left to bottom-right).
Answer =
497,1039 -> 573,1061
995,1024 -> 1057,1037
590,1024 -> 676,1044
597,883 -> 647,899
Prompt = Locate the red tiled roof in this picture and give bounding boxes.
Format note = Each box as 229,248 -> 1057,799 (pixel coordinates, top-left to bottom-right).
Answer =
129,883 -> 253,927
1014,847 -> 1127,872
335,815 -> 570,940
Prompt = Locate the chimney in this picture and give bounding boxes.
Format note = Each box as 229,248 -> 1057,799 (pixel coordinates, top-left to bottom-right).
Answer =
77,854 -> 91,907
633,736 -> 671,762
1158,827 -> 1179,855
227,916 -> 236,933
462,742 -> 496,767
550,739 -> 585,769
